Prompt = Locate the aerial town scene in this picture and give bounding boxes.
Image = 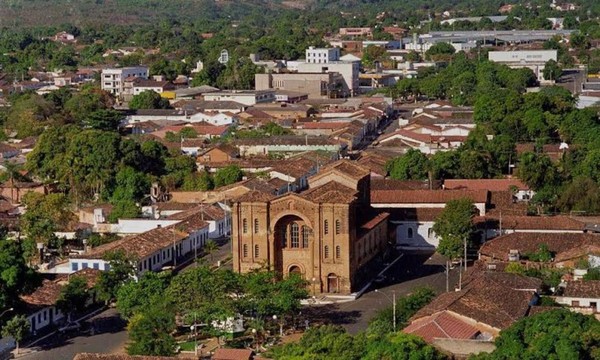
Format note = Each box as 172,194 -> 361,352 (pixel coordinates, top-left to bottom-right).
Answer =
0,0 -> 600,359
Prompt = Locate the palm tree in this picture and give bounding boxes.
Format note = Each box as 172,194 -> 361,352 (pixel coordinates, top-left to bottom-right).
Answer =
204,240 -> 218,263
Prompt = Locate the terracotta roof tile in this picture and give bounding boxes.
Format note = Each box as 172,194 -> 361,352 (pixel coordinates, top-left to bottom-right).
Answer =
371,189 -> 489,204
404,311 -> 481,342
316,159 -> 371,180
479,233 -> 599,262
213,348 -> 254,360
73,354 -> 176,360
301,181 -> 358,203
475,215 -> 585,231
371,179 -> 442,191
234,190 -> 276,203
444,179 -> 529,191
563,280 -> 600,298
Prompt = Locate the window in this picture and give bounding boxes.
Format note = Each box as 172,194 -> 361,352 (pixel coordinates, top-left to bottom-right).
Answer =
93,263 -> 99,270
291,223 -> 300,248
243,244 -> 248,258
335,220 -> 341,235
324,220 -> 329,234
254,218 -> 259,233
82,263 -> 89,269
336,245 -> 341,259
428,228 -> 434,238
324,245 -> 330,259
407,228 -> 414,239
302,226 -> 310,248
254,244 -> 259,258
572,300 -> 580,307
282,228 -> 287,248
105,263 -> 111,271
71,263 -> 79,271
243,218 -> 248,233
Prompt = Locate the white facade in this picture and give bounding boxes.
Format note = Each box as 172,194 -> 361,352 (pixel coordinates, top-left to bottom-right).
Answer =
27,306 -> 65,333
188,112 -> 237,126
488,50 -> 558,82
133,85 -> 166,95
394,220 -> 438,249
101,67 -> 149,97
554,295 -> 600,313
203,90 -> 275,106
305,47 -> 340,64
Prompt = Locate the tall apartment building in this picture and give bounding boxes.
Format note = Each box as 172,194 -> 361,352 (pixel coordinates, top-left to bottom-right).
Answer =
101,66 -> 149,98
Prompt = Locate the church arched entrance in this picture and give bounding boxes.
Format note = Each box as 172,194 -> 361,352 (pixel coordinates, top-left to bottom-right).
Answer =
273,215 -> 313,275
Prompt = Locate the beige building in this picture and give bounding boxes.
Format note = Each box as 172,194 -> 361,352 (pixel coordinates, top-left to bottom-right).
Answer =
232,160 -> 390,294
255,72 -> 346,98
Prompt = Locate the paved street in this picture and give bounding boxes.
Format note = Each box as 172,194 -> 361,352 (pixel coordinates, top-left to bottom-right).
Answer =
19,308 -> 128,360
19,239 -> 233,360
304,252 -> 461,334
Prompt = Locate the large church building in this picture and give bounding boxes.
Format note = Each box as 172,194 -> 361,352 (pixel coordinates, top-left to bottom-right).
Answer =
232,160 -> 389,294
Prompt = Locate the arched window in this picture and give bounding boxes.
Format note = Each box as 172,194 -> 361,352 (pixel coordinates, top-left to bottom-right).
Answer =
291,223 -> 300,248
254,244 -> 259,258
335,220 -> 341,235
243,219 -> 248,234
324,220 -> 329,235
407,227 -> 414,238
302,226 -> 310,248
336,245 -> 341,259
324,245 -> 330,259
243,244 -> 248,258
254,219 -> 259,234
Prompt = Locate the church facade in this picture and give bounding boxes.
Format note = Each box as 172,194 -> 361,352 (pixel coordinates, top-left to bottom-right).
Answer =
231,160 -> 389,294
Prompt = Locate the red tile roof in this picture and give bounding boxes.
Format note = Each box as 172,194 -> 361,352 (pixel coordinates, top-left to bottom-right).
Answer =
563,280 -> 600,298
479,233 -> 599,262
475,215 -> 585,231
213,348 -> 254,360
444,179 -> 529,191
371,189 -> 489,204
403,311 -> 481,343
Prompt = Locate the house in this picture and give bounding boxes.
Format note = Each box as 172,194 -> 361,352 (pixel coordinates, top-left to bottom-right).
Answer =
141,202 -> 199,218
20,268 -> 101,333
339,27 -> 373,38
204,90 -> 276,106
0,180 -> 49,204
554,281 -> 600,314
69,212 -> 210,274
478,232 -> 600,268
370,186 -> 489,248
444,179 -> 534,202
268,157 -> 319,192
132,79 -> 176,96
377,129 -> 467,154
198,144 -> 240,163
404,271 -> 542,357
167,204 -> 231,239
476,215 -> 586,241
233,136 -> 345,157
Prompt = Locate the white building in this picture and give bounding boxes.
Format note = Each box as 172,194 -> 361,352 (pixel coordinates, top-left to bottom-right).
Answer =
488,50 -> 558,82
305,47 -> 340,64
203,90 -> 276,106
101,66 -> 149,98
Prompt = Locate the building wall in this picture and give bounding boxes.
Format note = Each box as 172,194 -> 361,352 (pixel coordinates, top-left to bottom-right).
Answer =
297,62 -> 359,96
393,220 -> 438,248
28,306 -> 65,333
554,296 -> 600,313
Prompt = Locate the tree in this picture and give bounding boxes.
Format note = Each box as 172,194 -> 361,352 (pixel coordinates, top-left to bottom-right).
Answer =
182,171 -> 214,191
241,271 -> 308,320
363,332 -> 445,360
213,165 -> 243,188
433,198 -> 476,291
1,315 -> 30,355
96,250 -> 136,302
56,276 -> 89,322
204,240 -> 218,263
20,193 -> 75,246
362,45 -> 389,68
386,150 -> 430,180
0,238 -> 37,309
472,310 -> 600,360
367,287 -> 436,336
117,271 -> 171,320
517,152 -> 560,191
83,109 -> 124,131
5,94 -> 55,138
543,59 -> 562,82
425,42 -> 455,61
127,301 -> 176,356
129,91 -> 171,110
111,166 -> 151,203
108,200 -> 140,223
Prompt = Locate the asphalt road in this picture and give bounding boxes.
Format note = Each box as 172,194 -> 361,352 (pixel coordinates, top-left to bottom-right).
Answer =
19,308 -> 128,360
303,252 -> 461,334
